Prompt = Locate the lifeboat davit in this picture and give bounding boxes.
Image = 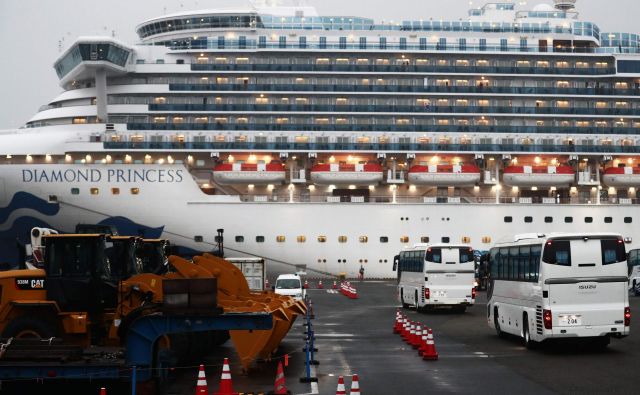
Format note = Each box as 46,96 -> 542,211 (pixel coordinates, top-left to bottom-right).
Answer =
408,164 -> 481,186
213,162 -> 286,185
310,163 -> 383,185
503,166 -> 574,187
603,167 -> 640,187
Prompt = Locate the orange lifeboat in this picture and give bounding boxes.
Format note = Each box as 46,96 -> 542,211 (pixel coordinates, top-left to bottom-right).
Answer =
603,167 -> 640,187
408,164 -> 481,186
310,163 -> 383,185
503,165 -> 574,187
212,162 -> 286,185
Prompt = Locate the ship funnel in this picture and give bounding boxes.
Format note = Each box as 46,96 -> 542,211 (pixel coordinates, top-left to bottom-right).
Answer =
554,0 -> 576,11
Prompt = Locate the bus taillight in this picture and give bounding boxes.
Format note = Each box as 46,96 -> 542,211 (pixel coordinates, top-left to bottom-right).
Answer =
543,309 -> 552,329
625,307 -> 631,326
472,288 -> 477,299
424,288 -> 430,300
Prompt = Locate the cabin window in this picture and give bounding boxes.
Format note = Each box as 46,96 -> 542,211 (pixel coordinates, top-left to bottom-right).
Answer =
256,236 -> 265,243
605,217 -> 613,223
380,236 -> 389,243
111,188 -> 120,195
317,236 -> 327,243
544,216 -> 553,223
71,188 -> 80,195
90,188 -> 99,195
297,236 -> 306,243
194,236 -> 203,243
130,188 -> 140,195
524,216 -> 533,223
441,236 -> 450,243
564,217 -> 573,223
359,236 -> 368,243
235,236 -> 244,243
421,236 -> 430,243
585,217 -> 593,223
504,216 -> 513,223
400,236 -> 409,243
276,236 -> 286,243
625,217 -> 633,223
338,236 -> 348,243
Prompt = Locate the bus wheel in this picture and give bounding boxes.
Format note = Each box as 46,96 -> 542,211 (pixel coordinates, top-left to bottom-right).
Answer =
494,307 -> 505,338
522,316 -> 537,349
400,289 -> 409,309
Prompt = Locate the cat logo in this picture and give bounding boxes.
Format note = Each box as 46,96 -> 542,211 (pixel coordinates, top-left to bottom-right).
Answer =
15,278 -> 45,290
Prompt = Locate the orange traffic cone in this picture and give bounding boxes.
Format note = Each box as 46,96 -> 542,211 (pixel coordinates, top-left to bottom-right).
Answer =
214,358 -> 236,395
195,364 -> 208,395
422,329 -> 439,361
400,318 -> 409,340
318,280 -> 324,289
393,310 -> 402,333
100,388 -> 107,395
413,325 -> 423,349
333,281 -> 337,289
273,361 -> 288,394
336,375 -> 346,395
406,322 -> 415,344
304,280 -> 309,289
418,326 -> 430,356
349,374 -> 360,395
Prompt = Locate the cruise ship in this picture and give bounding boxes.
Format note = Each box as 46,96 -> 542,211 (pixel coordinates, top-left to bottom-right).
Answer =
1,0 -> 640,278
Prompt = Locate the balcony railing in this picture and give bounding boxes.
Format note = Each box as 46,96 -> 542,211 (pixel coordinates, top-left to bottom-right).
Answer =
105,140 -> 640,153
148,103 -> 640,117
190,63 -> 616,76
124,122 -> 640,135
169,83 -> 640,97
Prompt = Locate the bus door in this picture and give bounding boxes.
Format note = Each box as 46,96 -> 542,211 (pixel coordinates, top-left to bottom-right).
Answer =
543,237 -> 628,329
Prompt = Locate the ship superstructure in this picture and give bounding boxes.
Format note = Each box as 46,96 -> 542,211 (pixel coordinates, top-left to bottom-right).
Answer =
1,0 -> 640,277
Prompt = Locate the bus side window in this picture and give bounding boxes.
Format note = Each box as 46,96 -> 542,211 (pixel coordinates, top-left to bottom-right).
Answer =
530,245 -> 541,282
489,248 -> 499,279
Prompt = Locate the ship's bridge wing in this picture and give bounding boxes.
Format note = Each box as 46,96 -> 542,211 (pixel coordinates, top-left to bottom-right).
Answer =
54,37 -> 132,85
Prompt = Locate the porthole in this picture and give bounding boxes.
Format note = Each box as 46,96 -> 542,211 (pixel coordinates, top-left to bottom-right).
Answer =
323,259 -> 326,263
384,259 -> 388,263
338,259 -> 342,263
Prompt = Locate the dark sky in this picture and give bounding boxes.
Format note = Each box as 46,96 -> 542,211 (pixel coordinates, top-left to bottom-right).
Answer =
0,0 -> 638,128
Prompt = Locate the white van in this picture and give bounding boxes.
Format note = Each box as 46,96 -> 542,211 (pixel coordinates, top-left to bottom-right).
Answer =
274,274 -> 305,301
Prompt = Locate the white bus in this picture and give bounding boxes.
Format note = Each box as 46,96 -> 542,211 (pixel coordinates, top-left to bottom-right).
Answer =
487,233 -> 630,348
394,244 -> 476,312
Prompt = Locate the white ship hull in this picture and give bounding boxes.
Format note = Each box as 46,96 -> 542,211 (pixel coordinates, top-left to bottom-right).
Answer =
1,164 -> 637,278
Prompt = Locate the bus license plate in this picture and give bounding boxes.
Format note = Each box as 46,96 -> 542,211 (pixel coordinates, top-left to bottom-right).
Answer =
434,291 -> 447,297
559,315 -> 582,326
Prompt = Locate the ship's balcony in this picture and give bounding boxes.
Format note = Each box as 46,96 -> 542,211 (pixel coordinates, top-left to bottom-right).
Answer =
190,63 -> 616,76
104,140 -> 640,154
124,122 -> 640,136
148,103 -> 640,117
169,83 -> 640,97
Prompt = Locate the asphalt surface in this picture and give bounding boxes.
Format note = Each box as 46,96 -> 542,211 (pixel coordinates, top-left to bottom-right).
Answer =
2,282 -> 638,394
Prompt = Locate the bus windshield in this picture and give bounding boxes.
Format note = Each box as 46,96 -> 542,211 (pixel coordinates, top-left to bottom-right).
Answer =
276,279 -> 301,289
